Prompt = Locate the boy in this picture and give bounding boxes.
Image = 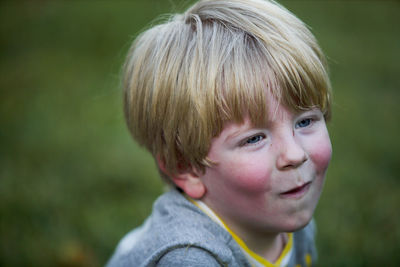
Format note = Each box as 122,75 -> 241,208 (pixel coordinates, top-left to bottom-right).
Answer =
108,0 -> 332,266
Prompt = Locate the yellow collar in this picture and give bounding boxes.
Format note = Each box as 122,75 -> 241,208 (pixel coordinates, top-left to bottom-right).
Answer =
188,197 -> 293,267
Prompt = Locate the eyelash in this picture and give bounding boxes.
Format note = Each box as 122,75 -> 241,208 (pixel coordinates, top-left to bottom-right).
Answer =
242,133 -> 266,146
295,113 -> 321,129
295,118 -> 313,128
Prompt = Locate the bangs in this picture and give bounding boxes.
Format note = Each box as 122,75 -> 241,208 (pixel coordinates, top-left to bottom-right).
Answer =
207,28 -> 331,136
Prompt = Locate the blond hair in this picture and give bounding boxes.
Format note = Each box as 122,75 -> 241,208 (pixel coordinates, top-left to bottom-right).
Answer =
123,0 -> 331,176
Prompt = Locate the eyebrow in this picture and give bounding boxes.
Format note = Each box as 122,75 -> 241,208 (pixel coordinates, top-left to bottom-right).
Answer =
223,123 -> 263,144
224,129 -> 244,143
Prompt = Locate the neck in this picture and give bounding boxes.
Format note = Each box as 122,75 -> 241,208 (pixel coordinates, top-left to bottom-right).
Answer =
193,197 -> 287,262
229,222 -> 286,262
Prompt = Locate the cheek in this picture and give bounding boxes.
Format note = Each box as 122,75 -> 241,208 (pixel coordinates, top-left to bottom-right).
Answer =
309,134 -> 332,174
220,157 -> 274,193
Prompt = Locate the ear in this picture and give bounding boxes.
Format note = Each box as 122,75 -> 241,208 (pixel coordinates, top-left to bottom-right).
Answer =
156,155 -> 206,199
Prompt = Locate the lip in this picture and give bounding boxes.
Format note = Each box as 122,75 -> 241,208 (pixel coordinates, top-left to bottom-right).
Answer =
280,181 -> 312,199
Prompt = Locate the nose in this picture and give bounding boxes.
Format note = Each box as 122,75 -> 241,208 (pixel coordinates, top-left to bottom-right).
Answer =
275,130 -> 307,170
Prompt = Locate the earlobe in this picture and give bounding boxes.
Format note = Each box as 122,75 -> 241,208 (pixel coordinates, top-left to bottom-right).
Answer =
172,173 -> 206,199
156,155 -> 206,199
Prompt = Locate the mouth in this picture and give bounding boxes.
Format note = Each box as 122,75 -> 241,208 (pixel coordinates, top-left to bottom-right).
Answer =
280,181 -> 312,199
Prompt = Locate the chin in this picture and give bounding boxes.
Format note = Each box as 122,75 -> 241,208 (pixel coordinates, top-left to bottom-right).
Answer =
283,210 -> 314,232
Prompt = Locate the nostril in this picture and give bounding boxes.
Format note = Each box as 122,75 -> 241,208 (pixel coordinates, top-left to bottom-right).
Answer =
276,149 -> 307,170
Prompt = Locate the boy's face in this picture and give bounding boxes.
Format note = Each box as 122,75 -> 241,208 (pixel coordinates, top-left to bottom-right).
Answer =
199,95 -> 332,235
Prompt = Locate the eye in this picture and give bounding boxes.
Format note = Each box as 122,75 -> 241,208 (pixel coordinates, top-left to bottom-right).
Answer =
296,118 -> 312,128
243,134 -> 265,145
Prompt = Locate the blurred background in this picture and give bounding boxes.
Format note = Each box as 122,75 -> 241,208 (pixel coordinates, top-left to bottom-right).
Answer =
1,0 -> 399,266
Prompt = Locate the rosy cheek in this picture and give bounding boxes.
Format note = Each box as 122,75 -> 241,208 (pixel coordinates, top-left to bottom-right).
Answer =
223,160 -> 273,193
310,137 -> 332,174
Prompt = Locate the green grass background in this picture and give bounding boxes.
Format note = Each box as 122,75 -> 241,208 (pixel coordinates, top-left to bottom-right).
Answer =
1,0 -> 399,266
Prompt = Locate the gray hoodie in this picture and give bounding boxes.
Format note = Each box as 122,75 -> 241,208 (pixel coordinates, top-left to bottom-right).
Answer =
107,189 -> 317,267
